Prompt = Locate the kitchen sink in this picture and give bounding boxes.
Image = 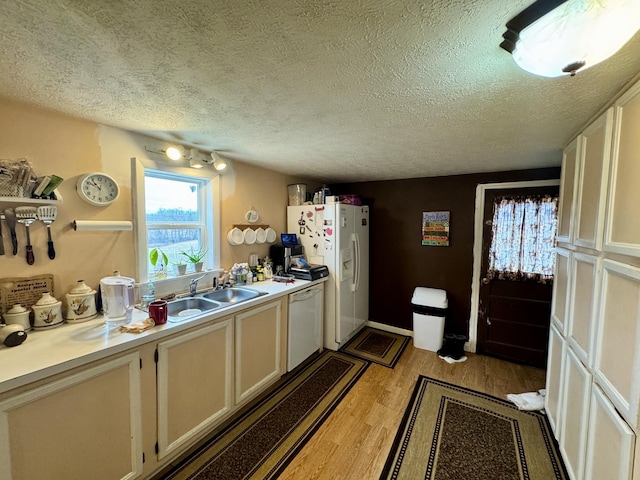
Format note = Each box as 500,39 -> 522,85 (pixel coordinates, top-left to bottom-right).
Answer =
201,287 -> 264,304
167,297 -> 222,322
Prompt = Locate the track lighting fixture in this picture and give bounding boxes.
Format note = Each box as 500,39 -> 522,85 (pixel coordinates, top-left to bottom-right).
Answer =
189,158 -> 204,169
165,145 -> 184,160
145,144 -> 228,171
211,151 -> 228,171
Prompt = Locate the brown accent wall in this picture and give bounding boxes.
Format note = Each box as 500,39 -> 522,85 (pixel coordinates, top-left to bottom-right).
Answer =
331,167 -> 560,337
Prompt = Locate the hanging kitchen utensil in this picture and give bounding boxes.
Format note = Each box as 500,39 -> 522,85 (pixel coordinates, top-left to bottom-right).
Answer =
4,208 -> 18,256
15,206 -> 38,265
37,205 -> 57,259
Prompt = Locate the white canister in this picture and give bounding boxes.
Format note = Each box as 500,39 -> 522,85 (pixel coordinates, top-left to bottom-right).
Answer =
3,304 -> 32,331
65,280 -> 98,323
32,292 -> 64,330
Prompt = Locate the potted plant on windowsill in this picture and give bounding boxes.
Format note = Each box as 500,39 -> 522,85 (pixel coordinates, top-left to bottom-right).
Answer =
174,261 -> 187,276
150,247 -> 169,279
181,248 -> 207,272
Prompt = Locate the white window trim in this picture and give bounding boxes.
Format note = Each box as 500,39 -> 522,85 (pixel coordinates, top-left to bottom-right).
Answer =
131,156 -> 221,283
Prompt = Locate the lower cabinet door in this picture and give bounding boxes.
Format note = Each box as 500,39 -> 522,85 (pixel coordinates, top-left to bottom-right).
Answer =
545,323 -> 566,437
156,319 -> 233,460
585,384 -> 635,480
0,353 -> 143,480
235,300 -> 283,405
560,346 -> 592,480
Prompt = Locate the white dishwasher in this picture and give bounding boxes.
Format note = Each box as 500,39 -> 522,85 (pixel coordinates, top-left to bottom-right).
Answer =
288,284 -> 323,371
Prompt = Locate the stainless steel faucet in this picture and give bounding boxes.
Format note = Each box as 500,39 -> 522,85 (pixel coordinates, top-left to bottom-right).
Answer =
189,273 -> 208,296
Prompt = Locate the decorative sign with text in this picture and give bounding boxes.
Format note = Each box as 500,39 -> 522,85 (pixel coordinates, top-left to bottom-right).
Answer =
422,211 -> 450,246
0,274 -> 54,314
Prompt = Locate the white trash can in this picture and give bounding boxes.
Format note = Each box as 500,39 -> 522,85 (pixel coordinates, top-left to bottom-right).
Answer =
412,287 -> 448,352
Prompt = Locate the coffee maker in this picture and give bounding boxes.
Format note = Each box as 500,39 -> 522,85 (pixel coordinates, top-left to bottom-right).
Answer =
269,243 -> 304,274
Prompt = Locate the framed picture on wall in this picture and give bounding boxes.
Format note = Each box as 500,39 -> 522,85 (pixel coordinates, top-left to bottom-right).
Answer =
422,211 -> 450,246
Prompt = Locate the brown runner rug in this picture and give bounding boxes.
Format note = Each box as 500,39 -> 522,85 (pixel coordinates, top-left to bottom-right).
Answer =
381,376 -> 568,480
162,351 -> 368,480
340,327 -> 410,368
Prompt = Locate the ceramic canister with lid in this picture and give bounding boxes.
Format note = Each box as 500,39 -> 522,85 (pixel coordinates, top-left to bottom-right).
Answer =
65,280 -> 98,323
32,292 -> 64,330
3,304 -> 32,331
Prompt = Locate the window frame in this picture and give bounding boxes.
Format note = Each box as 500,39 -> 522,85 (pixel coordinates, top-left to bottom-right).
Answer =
131,156 -> 221,283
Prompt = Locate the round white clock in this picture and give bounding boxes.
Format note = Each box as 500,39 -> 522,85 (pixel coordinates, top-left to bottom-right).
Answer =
76,173 -> 120,206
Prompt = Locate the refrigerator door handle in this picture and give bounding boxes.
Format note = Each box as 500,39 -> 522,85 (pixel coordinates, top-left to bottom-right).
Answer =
351,233 -> 359,292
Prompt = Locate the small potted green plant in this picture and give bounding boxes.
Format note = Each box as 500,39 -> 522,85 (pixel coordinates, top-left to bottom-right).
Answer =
181,247 -> 207,272
149,247 -> 169,279
174,261 -> 187,276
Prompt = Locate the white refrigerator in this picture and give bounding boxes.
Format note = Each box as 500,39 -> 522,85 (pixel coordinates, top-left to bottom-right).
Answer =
287,204 -> 369,351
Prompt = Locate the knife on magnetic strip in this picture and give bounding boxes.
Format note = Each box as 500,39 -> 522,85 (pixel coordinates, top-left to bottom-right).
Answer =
0,213 -> 4,255
4,208 -> 18,255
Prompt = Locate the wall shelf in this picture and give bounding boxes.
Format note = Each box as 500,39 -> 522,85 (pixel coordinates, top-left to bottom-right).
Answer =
233,224 -> 270,230
0,190 -> 64,208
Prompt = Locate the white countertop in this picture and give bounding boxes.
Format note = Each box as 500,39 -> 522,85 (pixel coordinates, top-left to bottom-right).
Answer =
0,278 -> 324,395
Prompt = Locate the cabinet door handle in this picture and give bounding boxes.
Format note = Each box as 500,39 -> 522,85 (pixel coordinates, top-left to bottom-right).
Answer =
482,277 -> 490,285
486,317 -> 492,326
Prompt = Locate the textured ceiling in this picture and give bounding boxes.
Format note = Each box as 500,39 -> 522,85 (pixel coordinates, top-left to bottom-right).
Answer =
1,0 -> 640,182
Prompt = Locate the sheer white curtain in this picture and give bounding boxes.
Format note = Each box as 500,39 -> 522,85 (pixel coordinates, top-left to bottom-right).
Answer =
487,196 -> 558,282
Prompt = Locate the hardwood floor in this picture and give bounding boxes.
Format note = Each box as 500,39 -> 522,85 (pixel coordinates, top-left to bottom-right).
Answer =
278,341 -> 547,480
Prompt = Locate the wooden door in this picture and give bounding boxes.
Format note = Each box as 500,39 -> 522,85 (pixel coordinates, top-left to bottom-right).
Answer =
477,186 -> 559,368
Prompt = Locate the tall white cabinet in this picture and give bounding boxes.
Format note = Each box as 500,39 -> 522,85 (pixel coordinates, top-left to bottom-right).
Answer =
547,79 -> 640,480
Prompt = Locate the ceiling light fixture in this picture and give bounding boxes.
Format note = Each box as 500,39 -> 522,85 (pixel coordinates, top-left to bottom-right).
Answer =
189,158 -> 204,169
188,148 -> 207,169
211,151 -> 228,171
500,0 -> 640,77
165,145 -> 184,160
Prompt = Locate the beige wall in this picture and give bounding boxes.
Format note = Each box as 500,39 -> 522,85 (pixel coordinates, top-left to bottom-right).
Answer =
0,98 -> 314,300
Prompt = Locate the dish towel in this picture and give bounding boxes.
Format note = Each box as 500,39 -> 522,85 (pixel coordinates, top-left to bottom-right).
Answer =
119,318 -> 155,333
507,389 -> 546,411
438,355 -> 468,364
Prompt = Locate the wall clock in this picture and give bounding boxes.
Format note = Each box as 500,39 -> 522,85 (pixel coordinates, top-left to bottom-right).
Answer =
76,172 -> 120,206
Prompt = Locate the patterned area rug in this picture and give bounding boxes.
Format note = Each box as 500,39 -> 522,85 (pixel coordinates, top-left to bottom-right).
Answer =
340,327 -> 410,368
162,351 -> 369,480
380,376 -> 568,480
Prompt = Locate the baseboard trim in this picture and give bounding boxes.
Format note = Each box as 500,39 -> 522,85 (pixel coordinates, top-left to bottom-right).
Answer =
365,321 -> 413,338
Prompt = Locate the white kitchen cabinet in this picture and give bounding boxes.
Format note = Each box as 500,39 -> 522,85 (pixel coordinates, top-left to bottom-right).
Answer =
574,108 -> 613,251
605,80 -> 640,257
559,346 -> 592,480
594,259 -> 640,429
585,385 -> 635,480
235,299 -> 284,406
551,248 -> 572,335
0,353 -> 143,480
557,137 -> 580,244
545,323 -> 566,437
549,75 -> 640,480
567,253 -> 600,366
156,318 -> 233,460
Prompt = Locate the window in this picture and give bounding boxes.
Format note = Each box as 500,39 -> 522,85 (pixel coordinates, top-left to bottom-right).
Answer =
145,171 -> 207,276
487,195 -> 558,282
132,157 -> 220,282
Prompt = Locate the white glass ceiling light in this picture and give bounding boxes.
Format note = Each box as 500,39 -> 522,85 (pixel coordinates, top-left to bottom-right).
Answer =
211,151 -> 227,171
501,0 -> 640,77
165,145 -> 184,160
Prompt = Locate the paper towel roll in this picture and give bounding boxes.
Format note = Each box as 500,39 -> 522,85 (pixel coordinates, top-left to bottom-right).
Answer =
73,220 -> 133,231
